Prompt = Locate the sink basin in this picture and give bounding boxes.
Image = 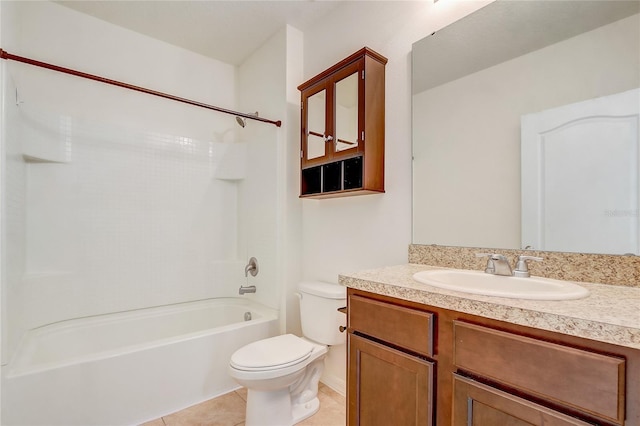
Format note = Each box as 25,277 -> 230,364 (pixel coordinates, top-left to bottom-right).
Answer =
412,269 -> 590,300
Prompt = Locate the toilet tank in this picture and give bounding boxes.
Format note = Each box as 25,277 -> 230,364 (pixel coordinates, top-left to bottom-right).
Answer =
298,281 -> 347,346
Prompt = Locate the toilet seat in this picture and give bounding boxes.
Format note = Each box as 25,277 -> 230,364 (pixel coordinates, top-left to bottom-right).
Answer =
230,334 -> 314,371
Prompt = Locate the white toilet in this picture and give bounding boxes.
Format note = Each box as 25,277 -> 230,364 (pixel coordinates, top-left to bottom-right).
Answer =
228,281 -> 346,426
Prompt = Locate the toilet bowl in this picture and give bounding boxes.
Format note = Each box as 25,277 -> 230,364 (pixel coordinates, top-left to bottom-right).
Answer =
228,281 -> 346,426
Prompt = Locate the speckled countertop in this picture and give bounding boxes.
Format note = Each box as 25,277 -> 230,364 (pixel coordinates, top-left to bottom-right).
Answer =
339,264 -> 640,350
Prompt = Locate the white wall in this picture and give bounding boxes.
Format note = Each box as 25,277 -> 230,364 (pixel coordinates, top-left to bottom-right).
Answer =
236,25 -> 304,320
282,26 -> 305,336
413,13 -> 640,249
299,0 -> 491,395
0,1 -> 246,363
301,0 -> 491,279
0,3 -> 5,418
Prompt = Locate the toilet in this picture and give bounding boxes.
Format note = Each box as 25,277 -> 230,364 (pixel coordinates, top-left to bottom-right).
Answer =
228,281 -> 346,426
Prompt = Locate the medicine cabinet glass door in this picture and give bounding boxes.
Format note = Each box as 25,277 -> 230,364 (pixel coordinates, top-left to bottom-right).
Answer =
301,61 -> 362,168
334,70 -> 360,154
305,87 -> 327,162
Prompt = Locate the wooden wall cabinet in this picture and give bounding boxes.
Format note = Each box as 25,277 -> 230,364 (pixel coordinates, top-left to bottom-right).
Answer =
346,288 -> 640,426
298,48 -> 386,198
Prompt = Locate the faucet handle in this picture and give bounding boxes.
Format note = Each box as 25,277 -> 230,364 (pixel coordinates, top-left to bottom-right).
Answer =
513,255 -> 543,278
245,257 -> 259,277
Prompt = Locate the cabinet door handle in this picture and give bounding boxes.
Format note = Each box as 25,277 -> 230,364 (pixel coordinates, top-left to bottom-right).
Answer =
324,135 -> 334,142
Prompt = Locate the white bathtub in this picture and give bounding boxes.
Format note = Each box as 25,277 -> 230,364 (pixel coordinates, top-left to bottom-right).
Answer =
1,298 -> 279,426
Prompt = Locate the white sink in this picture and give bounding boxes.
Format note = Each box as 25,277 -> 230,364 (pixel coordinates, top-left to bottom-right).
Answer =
412,269 -> 590,300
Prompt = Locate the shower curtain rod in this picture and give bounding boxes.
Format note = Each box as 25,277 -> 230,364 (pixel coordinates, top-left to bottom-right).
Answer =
0,49 -> 282,128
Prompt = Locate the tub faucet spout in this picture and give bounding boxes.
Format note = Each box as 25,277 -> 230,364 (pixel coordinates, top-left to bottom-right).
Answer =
239,285 -> 256,295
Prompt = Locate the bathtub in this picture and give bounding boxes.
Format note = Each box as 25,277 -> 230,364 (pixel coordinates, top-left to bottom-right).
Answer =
1,297 -> 279,426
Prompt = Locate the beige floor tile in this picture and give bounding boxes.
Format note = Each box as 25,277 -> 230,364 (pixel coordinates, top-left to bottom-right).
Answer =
298,389 -> 346,426
234,387 -> 248,402
318,384 -> 346,407
152,382 -> 345,426
162,392 -> 246,426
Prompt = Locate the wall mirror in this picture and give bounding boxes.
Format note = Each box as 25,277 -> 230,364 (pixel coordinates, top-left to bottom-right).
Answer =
412,0 -> 640,255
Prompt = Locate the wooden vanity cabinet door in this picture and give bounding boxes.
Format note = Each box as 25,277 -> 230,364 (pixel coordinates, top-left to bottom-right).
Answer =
453,375 -> 593,426
348,294 -> 434,357
453,321 -> 626,424
348,333 -> 434,426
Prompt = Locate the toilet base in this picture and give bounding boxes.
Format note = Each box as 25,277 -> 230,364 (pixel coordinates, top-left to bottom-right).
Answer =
292,396 -> 320,424
244,389 -> 320,426
245,388 -> 293,426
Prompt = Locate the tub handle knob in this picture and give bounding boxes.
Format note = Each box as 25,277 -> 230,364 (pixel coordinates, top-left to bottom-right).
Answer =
245,257 -> 258,277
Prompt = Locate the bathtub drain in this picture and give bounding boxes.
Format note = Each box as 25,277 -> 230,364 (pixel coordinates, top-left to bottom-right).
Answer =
244,311 -> 252,321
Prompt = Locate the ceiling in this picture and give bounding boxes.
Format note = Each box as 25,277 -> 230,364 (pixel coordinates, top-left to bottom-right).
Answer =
56,0 -> 346,66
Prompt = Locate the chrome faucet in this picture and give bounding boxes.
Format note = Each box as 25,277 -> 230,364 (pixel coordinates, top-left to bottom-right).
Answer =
239,257 -> 259,295
477,253 -> 543,277
476,253 -> 513,276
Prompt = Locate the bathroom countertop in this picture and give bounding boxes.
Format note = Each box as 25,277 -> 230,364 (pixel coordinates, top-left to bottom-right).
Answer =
338,264 -> 640,350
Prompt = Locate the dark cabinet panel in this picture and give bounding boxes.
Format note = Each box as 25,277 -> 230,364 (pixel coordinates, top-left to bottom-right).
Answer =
453,321 -> 625,424
348,333 -> 434,426
453,375 -> 592,426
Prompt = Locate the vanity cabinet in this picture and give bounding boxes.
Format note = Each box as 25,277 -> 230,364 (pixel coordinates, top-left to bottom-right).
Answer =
347,294 -> 435,425
298,48 -> 386,198
346,288 -> 640,426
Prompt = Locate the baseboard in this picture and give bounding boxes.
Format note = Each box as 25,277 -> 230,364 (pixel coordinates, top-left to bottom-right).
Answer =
320,374 -> 346,397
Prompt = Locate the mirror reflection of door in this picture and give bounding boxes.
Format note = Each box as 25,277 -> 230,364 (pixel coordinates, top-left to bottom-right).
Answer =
307,89 -> 326,160
335,72 -> 359,153
521,88 -> 640,255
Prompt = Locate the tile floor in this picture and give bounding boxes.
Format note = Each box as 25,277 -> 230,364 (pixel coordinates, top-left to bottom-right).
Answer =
141,383 -> 346,426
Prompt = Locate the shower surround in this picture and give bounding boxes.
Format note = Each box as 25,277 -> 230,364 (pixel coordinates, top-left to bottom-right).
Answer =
1,1 -> 287,424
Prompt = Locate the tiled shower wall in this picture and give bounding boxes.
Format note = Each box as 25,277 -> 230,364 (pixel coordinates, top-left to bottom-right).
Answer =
3,71 -> 26,364
28,104 -> 240,307
1,0 -> 259,364
4,94 -> 251,362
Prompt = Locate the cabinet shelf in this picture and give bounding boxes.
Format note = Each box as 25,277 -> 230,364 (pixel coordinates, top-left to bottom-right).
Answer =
300,156 -> 364,197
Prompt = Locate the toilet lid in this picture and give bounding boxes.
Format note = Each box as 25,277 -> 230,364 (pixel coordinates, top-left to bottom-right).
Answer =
230,334 -> 314,371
